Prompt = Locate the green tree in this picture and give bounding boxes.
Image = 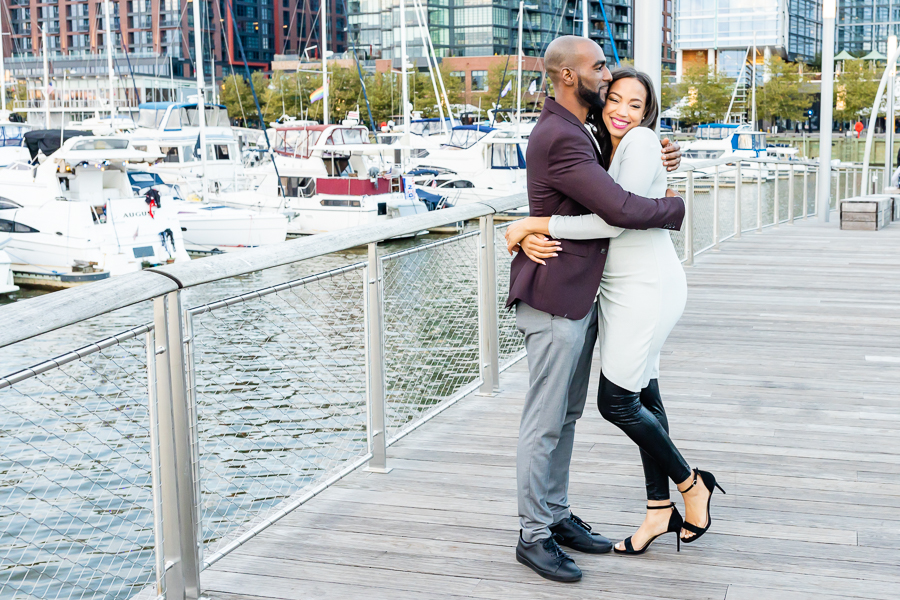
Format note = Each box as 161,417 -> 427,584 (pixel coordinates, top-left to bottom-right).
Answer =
675,64 -> 734,127
758,56 -> 814,124
661,79 -> 678,112
834,59 -> 879,123
220,72 -> 269,127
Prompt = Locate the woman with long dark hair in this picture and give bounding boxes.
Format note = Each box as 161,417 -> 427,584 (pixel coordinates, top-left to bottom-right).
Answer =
506,68 -> 724,555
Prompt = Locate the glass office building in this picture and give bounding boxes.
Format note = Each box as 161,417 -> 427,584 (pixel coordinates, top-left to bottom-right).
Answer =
674,0 -> 822,77
836,0 -> 900,55
347,0 -> 633,62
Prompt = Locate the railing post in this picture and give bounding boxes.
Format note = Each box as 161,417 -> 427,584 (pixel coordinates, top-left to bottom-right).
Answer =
756,162 -> 763,232
713,164 -> 720,248
734,162 -> 742,238
845,164 -> 851,197
684,171 -> 694,266
477,215 -> 500,395
836,168 -> 841,204
151,291 -> 202,600
773,161 -> 780,226
146,329 -> 166,600
788,164 -> 795,224
803,165 -> 809,219
813,163 -> 820,216
364,242 -> 391,474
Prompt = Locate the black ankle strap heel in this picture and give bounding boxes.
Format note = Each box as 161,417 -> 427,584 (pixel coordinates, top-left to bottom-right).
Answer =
613,503 -> 684,555
680,468 -> 726,544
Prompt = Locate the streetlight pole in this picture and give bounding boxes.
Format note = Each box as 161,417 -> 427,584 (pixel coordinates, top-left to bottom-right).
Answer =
818,0 -> 836,222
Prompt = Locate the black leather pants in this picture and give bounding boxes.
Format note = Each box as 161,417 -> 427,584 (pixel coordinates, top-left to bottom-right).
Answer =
597,374 -> 691,500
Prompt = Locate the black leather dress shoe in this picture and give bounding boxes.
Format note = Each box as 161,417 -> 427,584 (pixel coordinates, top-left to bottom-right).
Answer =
550,513 -> 613,554
515,533 -> 582,583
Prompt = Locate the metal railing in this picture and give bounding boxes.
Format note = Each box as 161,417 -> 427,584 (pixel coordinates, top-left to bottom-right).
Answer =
0,154 -> 842,600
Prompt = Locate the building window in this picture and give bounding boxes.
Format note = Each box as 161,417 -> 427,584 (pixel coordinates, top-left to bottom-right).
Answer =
471,70 -> 487,91
450,70 -> 466,87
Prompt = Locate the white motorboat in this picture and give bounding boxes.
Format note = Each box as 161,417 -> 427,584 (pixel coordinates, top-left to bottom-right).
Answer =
0,136 -> 190,287
0,236 -> 19,295
219,123 -> 428,235
126,171 -> 288,253
680,123 -> 770,180
128,101 -> 247,196
405,124 -> 529,213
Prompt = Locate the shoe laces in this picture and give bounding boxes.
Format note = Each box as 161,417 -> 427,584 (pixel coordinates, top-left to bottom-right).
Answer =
568,513 -> 593,534
542,535 -> 572,562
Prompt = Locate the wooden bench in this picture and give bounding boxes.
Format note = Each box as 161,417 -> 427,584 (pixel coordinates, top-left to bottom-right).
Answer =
841,195 -> 893,230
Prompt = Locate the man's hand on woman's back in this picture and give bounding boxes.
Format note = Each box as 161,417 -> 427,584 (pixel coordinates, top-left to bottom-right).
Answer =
660,137 -> 682,172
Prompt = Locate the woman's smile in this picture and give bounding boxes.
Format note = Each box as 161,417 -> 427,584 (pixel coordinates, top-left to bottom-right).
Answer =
609,117 -> 631,130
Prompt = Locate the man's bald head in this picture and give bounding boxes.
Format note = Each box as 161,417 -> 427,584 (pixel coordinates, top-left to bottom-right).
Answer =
544,36 -> 605,87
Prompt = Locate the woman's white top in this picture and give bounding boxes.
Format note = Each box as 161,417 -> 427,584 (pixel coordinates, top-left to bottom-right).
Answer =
548,127 -> 687,392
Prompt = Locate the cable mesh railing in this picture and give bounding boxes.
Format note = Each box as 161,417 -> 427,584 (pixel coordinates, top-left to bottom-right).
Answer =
0,327 -> 162,600
381,234 -> 482,440
185,265 -> 369,560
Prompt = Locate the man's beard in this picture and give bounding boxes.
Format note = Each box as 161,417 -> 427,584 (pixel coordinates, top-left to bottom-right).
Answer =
576,75 -> 606,111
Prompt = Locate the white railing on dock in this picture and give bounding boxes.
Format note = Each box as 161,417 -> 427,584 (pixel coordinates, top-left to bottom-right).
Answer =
0,153 -> 843,600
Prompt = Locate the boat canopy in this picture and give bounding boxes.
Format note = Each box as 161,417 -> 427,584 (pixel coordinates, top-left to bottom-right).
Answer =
444,125 -> 494,149
694,123 -> 743,140
54,137 -> 164,163
0,123 -> 31,147
23,129 -> 93,161
731,132 -> 766,152
137,102 -> 230,130
274,125 -> 369,158
409,118 -> 452,137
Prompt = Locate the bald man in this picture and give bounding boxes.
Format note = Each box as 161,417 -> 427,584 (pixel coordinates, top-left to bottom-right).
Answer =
508,36 -> 685,583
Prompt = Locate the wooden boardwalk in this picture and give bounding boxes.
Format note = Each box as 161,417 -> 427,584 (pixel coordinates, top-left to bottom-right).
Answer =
203,220 -> 900,600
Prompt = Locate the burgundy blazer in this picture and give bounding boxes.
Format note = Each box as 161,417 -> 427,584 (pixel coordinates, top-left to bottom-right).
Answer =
506,98 -> 685,320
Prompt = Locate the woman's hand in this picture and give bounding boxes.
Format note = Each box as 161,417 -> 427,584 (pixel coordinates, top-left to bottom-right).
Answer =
505,217 -> 554,255
519,234 -> 561,265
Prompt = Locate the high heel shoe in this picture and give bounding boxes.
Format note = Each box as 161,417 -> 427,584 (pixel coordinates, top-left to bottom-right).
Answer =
680,468 -> 726,544
613,503 -> 684,555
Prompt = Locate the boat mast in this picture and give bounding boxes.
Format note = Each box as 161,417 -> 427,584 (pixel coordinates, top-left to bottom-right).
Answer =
103,0 -> 116,121
41,28 -> 49,128
411,2 -> 445,134
516,1 -> 523,137
0,6 -> 6,112
400,0 -> 410,129
413,0 -> 455,127
400,0 -> 410,166
192,0 -> 208,200
751,32 -> 757,128
321,0 -> 328,124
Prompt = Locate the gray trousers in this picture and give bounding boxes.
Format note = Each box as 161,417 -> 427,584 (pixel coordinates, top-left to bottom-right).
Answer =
516,300 -> 598,542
